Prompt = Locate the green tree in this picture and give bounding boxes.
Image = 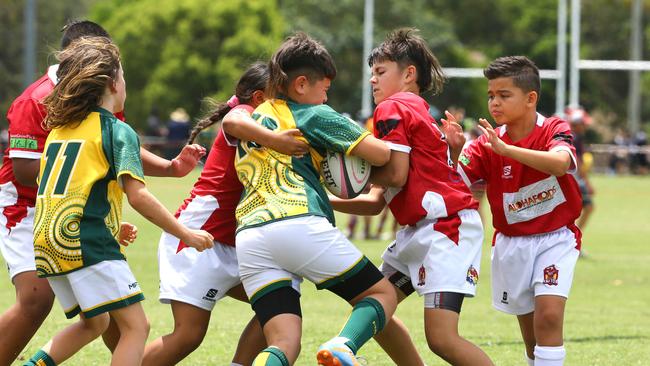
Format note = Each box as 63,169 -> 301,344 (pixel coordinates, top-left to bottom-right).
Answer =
0,0 -> 100,127
278,0 -> 486,120
91,0 -> 283,128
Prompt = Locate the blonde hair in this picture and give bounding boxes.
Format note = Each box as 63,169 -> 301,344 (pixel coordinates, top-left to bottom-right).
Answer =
43,37 -> 121,129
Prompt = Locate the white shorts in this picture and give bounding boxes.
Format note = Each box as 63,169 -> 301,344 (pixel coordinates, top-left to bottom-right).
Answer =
236,215 -> 367,304
0,204 -> 36,280
158,231 -> 240,311
491,226 -> 581,315
48,260 -> 144,319
380,209 -> 483,298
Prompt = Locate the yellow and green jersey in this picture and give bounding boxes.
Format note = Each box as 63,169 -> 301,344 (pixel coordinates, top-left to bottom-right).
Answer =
235,98 -> 369,231
34,107 -> 144,277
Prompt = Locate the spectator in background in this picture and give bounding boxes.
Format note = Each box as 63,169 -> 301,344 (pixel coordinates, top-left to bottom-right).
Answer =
630,130 -> 648,175
609,129 -> 629,175
166,107 -> 191,159
146,106 -> 166,138
568,108 -> 595,258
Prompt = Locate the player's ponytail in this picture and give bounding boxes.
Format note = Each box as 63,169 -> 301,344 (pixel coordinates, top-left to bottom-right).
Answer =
43,37 -> 120,129
188,62 -> 269,144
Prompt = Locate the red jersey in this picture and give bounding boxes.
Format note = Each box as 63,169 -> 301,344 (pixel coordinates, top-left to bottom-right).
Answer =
373,92 -> 477,226
458,113 -> 582,237
0,66 -> 126,230
175,104 -> 253,248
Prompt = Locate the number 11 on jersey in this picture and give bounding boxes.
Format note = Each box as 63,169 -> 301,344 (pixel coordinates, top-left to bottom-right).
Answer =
37,140 -> 84,197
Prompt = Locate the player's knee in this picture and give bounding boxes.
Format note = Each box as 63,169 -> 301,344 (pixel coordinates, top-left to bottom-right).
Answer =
18,291 -> 54,320
173,325 -> 207,352
535,307 -> 563,333
426,335 -> 454,359
83,313 -> 111,336
134,316 -> 151,339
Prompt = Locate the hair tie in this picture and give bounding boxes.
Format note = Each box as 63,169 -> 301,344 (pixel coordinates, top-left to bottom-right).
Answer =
227,95 -> 240,108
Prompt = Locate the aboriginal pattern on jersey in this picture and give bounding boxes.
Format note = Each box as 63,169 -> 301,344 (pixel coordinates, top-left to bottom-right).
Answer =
235,99 -> 368,231
34,108 -> 144,277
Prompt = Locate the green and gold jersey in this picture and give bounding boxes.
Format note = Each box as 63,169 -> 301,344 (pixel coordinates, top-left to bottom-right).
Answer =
34,107 -> 144,277
235,98 -> 369,231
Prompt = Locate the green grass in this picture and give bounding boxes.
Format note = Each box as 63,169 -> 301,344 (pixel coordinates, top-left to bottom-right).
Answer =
2,174 -> 649,365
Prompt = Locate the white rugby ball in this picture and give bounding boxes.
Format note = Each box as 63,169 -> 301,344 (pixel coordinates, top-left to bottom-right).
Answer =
321,151 -> 371,199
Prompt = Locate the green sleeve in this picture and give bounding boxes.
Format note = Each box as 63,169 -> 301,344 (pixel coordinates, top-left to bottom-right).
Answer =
111,121 -> 145,183
298,105 -> 369,155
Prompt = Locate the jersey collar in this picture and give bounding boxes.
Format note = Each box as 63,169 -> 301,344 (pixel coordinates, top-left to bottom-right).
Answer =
48,64 -> 59,84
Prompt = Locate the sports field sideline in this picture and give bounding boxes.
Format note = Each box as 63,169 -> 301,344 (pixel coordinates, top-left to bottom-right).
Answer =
2,173 -> 648,365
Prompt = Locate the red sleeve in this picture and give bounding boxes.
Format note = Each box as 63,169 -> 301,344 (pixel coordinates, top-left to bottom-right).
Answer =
545,118 -> 577,170
458,136 -> 489,186
6,98 -> 49,159
372,100 -> 411,153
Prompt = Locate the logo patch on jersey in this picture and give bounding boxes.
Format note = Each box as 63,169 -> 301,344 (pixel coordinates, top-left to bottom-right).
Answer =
128,281 -> 139,290
459,153 -> 470,166
501,291 -> 509,304
502,165 -> 512,178
374,119 -> 400,139
202,288 -> 219,302
10,137 -> 38,150
417,265 -> 426,286
466,265 -> 479,285
502,176 -> 567,224
387,242 -> 397,253
543,265 -> 559,286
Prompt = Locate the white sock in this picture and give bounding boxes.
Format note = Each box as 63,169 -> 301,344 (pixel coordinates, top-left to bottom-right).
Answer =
525,350 -> 535,366
534,345 -> 566,366
230,363 -> 244,366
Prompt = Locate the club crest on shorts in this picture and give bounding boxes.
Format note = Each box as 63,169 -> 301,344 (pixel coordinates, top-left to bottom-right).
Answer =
543,265 -> 559,286
417,265 -> 426,286
466,265 -> 479,285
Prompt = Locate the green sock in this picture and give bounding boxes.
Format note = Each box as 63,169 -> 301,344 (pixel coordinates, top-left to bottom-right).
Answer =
252,346 -> 290,366
23,349 -> 56,366
339,297 -> 386,354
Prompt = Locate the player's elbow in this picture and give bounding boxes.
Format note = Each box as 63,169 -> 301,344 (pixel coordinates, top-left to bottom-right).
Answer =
126,193 -> 144,209
551,159 -> 572,177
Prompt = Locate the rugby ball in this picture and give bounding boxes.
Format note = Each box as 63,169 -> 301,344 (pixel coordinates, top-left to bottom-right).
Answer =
321,151 -> 371,199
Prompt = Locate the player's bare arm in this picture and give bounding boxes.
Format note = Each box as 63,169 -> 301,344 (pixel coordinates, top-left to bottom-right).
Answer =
11,157 -> 40,187
221,109 -> 309,156
349,135 -> 391,166
478,118 -> 572,176
140,145 -> 206,177
329,185 -> 387,215
369,150 -> 409,187
121,174 -> 214,252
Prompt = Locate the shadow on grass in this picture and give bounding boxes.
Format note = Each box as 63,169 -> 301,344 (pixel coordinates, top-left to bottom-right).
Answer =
478,334 -> 648,347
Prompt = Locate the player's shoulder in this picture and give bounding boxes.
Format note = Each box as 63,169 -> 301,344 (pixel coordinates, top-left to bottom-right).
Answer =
539,113 -> 570,130
8,74 -> 52,115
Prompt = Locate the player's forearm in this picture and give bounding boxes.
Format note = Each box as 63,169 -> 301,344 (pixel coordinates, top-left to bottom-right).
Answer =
449,146 -> 462,168
12,158 -> 40,187
502,145 -> 572,176
126,185 -> 190,240
140,147 -> 175,177
330,193 -> 385,216
369,151 -> 408,187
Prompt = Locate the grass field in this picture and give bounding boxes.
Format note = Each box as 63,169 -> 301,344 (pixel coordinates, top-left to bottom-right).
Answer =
2,174 -> 649,365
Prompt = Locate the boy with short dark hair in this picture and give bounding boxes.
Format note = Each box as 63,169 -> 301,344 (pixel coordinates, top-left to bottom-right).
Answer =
225,32 -> 397,366
457,55 -> 582,366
